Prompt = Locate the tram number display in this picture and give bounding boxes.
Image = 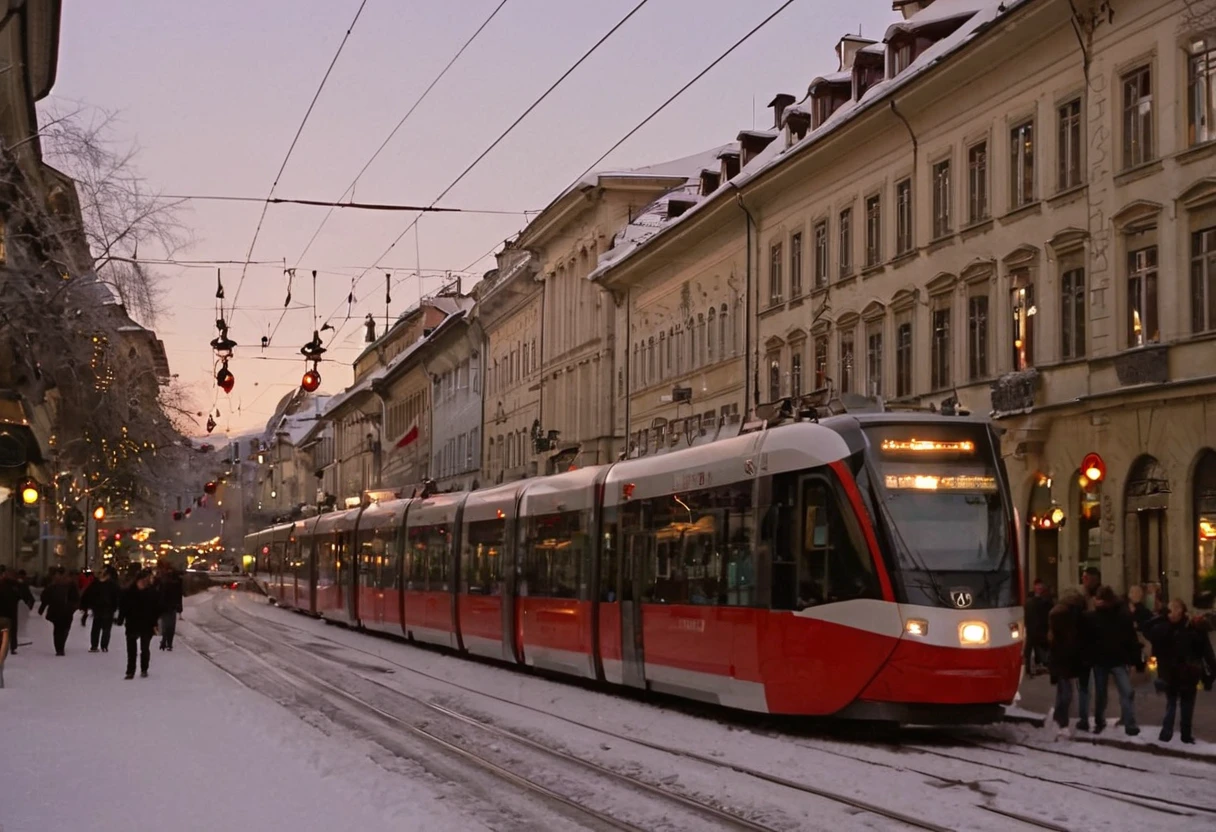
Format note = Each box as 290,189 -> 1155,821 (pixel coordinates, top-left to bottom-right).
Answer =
883,474 -> 997,492
880,438 -> 976,454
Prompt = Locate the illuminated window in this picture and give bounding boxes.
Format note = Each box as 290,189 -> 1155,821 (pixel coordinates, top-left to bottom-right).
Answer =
1011,278 -> 1036,370
1128,246 -> 1159,346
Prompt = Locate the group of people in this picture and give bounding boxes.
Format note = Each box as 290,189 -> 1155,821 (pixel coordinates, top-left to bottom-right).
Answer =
1024,567 -> 1216,745
0,562 -> 184,680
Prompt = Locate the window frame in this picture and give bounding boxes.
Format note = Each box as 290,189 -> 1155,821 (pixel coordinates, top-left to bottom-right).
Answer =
967,293 -> 989,380
1010,275 -> 1036,371
1060,265 -> 1086,359
814,220 -> 829,288
895,312 -> 913,398
895,178 -> 914,255
1057,97 -> 1083,191
967,140 -> 989,223
769,241 -> 783,305
1127,244 -> 1159,347
1189,39 -> 1216,147
1009,119 -> 1035,210
930,299 -> 952,391
1193,227 -> 1216,334
865,193 -> 882,267
865,320 -> 884,397
1121,64 -> 1154,169
838,207 -> 853,278
932,157 -> 952,239
790,231 -> 804,297
838,327 -> 855,394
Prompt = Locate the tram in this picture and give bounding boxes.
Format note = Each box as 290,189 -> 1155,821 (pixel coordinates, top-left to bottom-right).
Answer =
245,407 -> 1024,722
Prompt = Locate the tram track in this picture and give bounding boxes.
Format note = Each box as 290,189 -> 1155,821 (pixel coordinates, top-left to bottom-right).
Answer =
190,599 -> 795,832
201,592 -> 1175,832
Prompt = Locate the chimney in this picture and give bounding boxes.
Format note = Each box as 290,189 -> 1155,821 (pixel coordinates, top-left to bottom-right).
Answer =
364,313 -> 377,343
767,93 -> 796,129
836,34 -> 878,71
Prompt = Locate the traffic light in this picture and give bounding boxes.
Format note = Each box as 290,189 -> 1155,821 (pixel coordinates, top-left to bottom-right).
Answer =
19,478 -> 40,506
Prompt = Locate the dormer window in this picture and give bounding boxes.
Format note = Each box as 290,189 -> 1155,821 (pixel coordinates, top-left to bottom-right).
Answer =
699,169 -> 721,196
853,51 -> 885,101
737,130 -> 777,167
809,76 -> 852,128
785,110 -> 811,144
720,151 -> 741,181
883,8 -> 976,80
891,40 -> 914,75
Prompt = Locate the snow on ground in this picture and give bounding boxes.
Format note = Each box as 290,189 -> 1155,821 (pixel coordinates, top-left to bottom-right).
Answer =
0,609 -> 484,832
210,590 -> 1216,832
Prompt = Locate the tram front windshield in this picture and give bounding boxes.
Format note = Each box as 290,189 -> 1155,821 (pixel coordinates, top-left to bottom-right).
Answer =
864,423 -> 1015,607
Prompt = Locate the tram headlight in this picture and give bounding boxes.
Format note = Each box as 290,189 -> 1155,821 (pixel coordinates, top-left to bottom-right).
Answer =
959,621 -> 989,646
904,618 -> 929,637
1009,621 -> 1023,641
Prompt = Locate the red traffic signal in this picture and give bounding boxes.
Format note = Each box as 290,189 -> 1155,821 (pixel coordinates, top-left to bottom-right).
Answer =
301,367 -> 321,392
204,481 -> 218,495
1081,453 -> 1105,483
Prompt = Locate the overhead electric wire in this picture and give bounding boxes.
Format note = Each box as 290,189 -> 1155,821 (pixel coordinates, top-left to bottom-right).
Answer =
164,193 -> 529,214
458,0 -> 798,279
229,0 -> 370,314
292,0 -> 511,269
321,0 -> 653,348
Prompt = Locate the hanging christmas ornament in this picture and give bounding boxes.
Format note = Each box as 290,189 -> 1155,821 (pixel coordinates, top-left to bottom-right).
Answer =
211,319 -> 237,356
300,330 -> 326,361
215,268 -> 225,300
206,415 -> 217,434
216,359 -> 235,394
172,510 -> 183,521
204,481 -> 218,495
284,268 -> 294,308
184,507 -> 192,518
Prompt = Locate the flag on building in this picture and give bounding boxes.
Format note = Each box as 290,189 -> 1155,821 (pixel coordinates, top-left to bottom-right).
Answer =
394,421 -> 419,451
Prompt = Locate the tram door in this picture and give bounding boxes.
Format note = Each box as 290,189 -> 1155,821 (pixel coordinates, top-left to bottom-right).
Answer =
501,514 -> 522,664
619,531 -> 647,689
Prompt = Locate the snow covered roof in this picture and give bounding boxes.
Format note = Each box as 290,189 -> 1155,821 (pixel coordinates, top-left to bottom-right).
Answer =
588,0 -> 1025,285
885,0 -> 982,40
810,70 -> 853,88
273,395 -> 332,447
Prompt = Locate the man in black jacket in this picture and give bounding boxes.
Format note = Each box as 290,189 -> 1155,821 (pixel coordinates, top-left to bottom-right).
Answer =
116,569 -> 161,679
1086,585 -> 1142,736
155,563 -> 183,651
0,567 -> 35,655
80,566 -> 121,652
38,568 -> 81,656
1024,578 -> 1053,675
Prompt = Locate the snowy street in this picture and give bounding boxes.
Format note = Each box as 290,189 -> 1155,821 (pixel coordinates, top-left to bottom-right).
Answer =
4,588 -> 1214,832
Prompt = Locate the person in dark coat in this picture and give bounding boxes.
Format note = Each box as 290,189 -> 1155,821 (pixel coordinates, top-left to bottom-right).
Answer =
79,566 -> 121,652
1024,578 -> 1053,675
116,568 -> 161,679
1047,589 -> 1088,734
1144,600 -> 1216,744
1084,586 -> 1142,735
1126,584 -> 1153,633
155,564 -> 183,651
38,567 -> 81,656
0,567 -> 36,655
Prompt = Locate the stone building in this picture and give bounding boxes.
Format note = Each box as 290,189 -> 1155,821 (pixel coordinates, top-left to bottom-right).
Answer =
583,0 -> 1216,605
421,308 -> 482,493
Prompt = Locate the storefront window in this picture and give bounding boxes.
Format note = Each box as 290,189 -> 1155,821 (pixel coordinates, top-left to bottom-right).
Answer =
1195,450 -> 1216,608
1077,473 -> 1102,583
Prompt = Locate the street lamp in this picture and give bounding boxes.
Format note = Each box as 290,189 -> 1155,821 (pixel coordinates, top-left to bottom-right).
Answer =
19,478 -> 40,505
92,505 -> 106,521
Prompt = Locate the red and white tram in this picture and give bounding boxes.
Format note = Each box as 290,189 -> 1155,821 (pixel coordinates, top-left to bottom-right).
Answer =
247,411 -> 1024,722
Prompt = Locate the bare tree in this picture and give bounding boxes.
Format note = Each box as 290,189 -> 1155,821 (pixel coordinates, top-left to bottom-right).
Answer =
36,105 -> 190,325
1182,0 -> 1216,34
0,105 -> 191,519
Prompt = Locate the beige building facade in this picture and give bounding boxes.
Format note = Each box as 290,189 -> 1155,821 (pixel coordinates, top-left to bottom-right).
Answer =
586,0 -> 1216,605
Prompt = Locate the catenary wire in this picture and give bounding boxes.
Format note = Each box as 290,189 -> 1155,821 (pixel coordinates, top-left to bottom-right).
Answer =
291,0 -> 511,269
320,0 -> 653,347
164,193 -> 530,215
228,0 -> 370,314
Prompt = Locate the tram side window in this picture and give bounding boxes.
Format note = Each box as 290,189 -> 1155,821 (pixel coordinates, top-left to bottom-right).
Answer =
356,529 -> 391,589
407,525 -> 449,591
639,483 -> 755,607
292,539 -> 309,580
463,518 -> 505,595
522,510 -> 589,599
777,474 -> 880,610
599,506 -> 619,602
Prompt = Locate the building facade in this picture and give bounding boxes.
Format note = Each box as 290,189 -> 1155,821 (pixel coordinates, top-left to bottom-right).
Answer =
582,0 -> 1216,605
421,310 -> 482,493
477,253 -> 543,484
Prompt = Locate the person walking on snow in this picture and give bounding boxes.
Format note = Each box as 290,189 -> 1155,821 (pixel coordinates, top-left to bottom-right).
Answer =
155,563 -> 183,651
79,566 -> 121,652
1144,600 -> 1216,744
1085,586 -> 1142,736
1024,578 -> 1053,676
0,566 -> 35,655
38,567 -> 80,656
1047,589 -> 1088,736
116,569 -> 161,679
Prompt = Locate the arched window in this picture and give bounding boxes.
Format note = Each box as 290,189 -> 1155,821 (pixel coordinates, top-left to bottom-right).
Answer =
707,308 -> 717,361
769,357 -> 781,401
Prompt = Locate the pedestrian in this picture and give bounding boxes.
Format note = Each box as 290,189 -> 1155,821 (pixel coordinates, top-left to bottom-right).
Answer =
79,566 -> 120,652
0,566 -> 35,655
1126,584 -> 1153,633
115,568 -> 161,679
1144,600 -> 1216,744
1024,578 -> 1053,675
14,570 -> 32,642
1080,567 -> 1101,610
37,567 -> 81,656
77,569 -> 95,596
1085,586 -> 1141,736
1048,589 -> 1088,737
155,563 -> 183,651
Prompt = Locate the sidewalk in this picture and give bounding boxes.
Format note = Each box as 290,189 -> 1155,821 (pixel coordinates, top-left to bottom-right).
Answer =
1010,669 -> 1216,759
0,610 -> 474,832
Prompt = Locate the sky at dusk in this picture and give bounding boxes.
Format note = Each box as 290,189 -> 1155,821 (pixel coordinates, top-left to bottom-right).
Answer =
46,0 -> 893,437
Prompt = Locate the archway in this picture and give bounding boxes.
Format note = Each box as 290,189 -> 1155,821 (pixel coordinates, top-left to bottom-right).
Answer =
1193,450 -> 1216,608
1124,455 -> 1170,595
